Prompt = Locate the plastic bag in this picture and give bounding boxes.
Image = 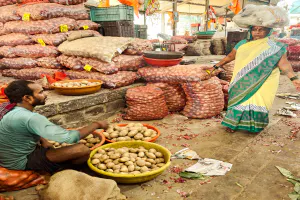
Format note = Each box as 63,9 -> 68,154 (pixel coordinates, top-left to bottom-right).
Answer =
123,85 -> 169,120
0,167 -> 47,192
0,58 -> 37,69
4,17 -> 78,35
16,3 -> 88,21
0,5 -> 20,23
147,82 -> 186,112
0,33 -> 33,47
31,33 -> 68,46
36,57 -> 63,69
138,64 -> 220,83
0,45 -> 59,58
76,20 -> 100,30
181,77 -> 224,119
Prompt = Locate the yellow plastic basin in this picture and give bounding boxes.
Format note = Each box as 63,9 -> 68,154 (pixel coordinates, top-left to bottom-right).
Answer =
87,141 -> 171,184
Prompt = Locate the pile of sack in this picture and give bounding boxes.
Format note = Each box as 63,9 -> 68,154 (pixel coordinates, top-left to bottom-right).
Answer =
0,3 -> 152,88
220,61 -> 235,82
211,38 -> 226,55
287,44 -> 300,72
185,39 -> 212,56
123,85 -> 169,121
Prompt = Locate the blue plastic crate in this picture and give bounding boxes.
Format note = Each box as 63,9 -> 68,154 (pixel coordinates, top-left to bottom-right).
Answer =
90,5 -> 134,22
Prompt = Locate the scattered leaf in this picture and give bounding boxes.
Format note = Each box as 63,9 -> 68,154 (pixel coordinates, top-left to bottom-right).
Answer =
179,172 -> 206,180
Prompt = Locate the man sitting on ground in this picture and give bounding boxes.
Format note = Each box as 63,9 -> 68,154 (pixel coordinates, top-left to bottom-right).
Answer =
0,80 -> 108,174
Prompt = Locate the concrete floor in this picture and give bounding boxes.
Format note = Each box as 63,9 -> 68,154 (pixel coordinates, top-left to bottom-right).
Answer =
2,58 -> 300,200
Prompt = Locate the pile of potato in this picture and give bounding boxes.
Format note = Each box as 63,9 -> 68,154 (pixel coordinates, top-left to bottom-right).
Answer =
91,146 -> 166,174
52,80 -> 101,88
48,134 -> 102,149
103,123 -> 158,142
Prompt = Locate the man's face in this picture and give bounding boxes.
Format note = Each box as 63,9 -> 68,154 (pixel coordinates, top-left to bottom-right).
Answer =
28,84 -> 47,106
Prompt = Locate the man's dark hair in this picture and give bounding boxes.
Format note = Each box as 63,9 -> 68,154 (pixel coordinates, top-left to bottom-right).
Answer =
4,80 -> 35,103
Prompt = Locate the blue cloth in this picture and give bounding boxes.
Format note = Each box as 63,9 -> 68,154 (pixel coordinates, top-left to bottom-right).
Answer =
0,107 -> 80,170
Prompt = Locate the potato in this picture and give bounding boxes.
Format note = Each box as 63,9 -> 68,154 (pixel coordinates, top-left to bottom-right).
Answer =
152,167 -> 160,171
130,157 -> 136,162
113,159 -> 120,165
85,134 -> 93,139
119,130 -> 128,137
157,163 -> 165,167
110,131 -> 119,138
146,159 -> 156,164
141,127 -> 148,132
120,166 -> 128,172
143,137 -> 152,141
61,143 -> 68,147
138,152 -> 145,158
106,128 -> 114,134
116,137 -> 126,142
91,159 -> 100,165
136,159 -> 145,167
107,151 -> 115,156
120,157 -> 129,163
124,136 -> 131,141
97,164 -> 107,170
111,139 -> 117,142
135,166 -> 141,171
131,171 -> 141,175
128,130 -> 138,137
125,161 -> 134,166
97,149 -> 106,154
120,172 -> 128,174
128,165 -> 135,172
109,153 -> 121,160
85,143 -> 93,148
114,169 -> 120,173
104,159 -> 113,164
106,169 -> 114,173
122,152 -> 130,158
93,153 -> 102,159
143,130 -> 152,137
129,148 -> 138,153
155,152 -> 163,158
127,123 -> 135,127
146,153 -> 156,159
103,132 -> 110,138
140,166 -> 149,173
113,165 -> 121,170
79,139 -> 87,144
135,123 -> 143,127
87,138 -> 97,144
54,142 -> 60,146
100,155 -> 109,162
145,162 -> 152,167
106,162 -> 115,169
149,149 -> 157,153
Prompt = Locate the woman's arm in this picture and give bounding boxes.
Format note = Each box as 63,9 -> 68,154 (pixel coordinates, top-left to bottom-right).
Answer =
278,53 -> 300,91
215,49 -> 237,68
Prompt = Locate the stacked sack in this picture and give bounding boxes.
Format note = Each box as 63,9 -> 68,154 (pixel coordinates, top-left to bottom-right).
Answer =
220,61 -> 235,82
185,40 -> 211,56
123,85 -> 169,121
211,38 -> 225,55
147,83 -> 186,112
277,38 -> 300,72
181,77 -> 224,119
0,3 -> 152,89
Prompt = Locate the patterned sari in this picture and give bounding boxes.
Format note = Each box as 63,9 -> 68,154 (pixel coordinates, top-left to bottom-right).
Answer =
221,37 -> 287,132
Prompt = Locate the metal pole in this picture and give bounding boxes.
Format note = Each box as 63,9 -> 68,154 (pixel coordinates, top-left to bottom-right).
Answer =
173,0 -> 177,36
205,0 -> 209,31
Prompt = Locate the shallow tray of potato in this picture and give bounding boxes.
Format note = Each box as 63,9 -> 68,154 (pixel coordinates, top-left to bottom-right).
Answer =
103,123 -> 161,143
51,79 -> 103,96
87,141 -> 171,184
48,130 -> 105,150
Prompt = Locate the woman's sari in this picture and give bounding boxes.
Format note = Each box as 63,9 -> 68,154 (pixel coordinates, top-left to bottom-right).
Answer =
221,37 -> 287,132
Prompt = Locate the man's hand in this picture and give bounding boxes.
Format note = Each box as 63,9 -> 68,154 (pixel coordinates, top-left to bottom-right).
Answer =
94,121 -> 109,130
40,137 -> 54,149
292,79 -> 300,92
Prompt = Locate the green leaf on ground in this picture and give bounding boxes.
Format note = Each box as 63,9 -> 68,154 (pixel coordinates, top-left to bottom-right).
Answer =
288,179 -> 299,186
294,183 -> 300,194
276,166 -> 294,179
179,172 -> 206,180
288,193 -> 300,200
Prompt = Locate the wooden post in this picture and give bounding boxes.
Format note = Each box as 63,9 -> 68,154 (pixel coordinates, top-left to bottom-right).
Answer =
161,13 -> 165,34
144,12 -> 146,25
205,0 -> 209,31
173,0 -> 177,36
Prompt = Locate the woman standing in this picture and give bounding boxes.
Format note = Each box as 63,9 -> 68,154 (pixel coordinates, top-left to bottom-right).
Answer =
214,24 -> 300,133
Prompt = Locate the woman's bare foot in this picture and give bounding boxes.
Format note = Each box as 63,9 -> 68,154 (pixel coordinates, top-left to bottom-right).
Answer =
226,128 -> 235,133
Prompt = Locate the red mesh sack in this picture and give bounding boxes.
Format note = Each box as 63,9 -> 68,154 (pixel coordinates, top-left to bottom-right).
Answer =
76,20 -> 100,30
113,55 -> 145,71
220,61 -> 235,82
0,33 -> 33,47
0,0 -> 17,7
31,33 -> 67,46
216,78 -> 229,109
147,82 -> 186,112
277,38 -> 300,46
4,17 -> 78,35
138,64 -> 220,83
0,167 -> 47,192
171,36 -> 188,44
2,68 -> 61,80
16,3 -> 88,21
287,45 -> 300,56
123,38 -> 153,55
290,60 -> 300,72
37,57 -> 63,69
0,58 -> 37,69
0,5 -> 20,23
66,30 -> 102,37
65,70 -> 139,88
56,55 -> 83,71
181,78 -> 224,119
287,55 -> 300,60
0,23 -> 5,36
123,85 -> 169,120
0,45 -> 59,58
49,0 -> 87,5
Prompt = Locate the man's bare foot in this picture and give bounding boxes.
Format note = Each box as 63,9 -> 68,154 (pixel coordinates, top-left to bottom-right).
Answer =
226,128 -> 235,133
